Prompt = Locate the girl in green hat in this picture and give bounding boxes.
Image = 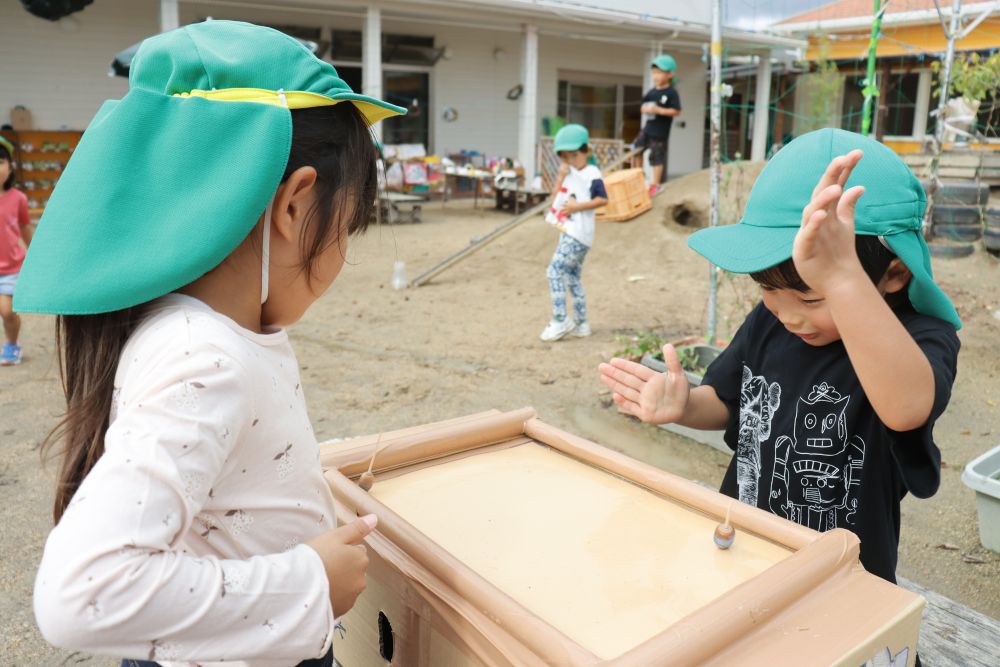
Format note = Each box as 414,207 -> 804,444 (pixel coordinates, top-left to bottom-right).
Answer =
0,136 -> 33,366
600,129 -> 960,603
25,21 -> 405,667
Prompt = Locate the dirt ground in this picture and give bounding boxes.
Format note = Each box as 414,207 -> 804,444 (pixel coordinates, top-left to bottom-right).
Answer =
2,190 -> 999,665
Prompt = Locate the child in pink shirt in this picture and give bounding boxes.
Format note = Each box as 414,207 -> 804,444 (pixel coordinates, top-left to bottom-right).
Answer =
0,136 -> 33,365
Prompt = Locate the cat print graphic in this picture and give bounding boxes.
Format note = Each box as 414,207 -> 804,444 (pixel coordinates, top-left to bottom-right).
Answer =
770,382 -> 865,531
736,365 -> 781,506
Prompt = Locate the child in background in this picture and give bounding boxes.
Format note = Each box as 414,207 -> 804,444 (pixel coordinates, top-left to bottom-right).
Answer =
22,21 -> 406,667
632,54 -> 681,195
0,136 -> 33,365
540,124 -> 607,342
600,129 -> 960,589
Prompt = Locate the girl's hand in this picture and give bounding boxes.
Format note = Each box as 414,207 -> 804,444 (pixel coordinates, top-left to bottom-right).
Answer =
561,200 -> 580,215
556,163 -> 570,180
598,344 -> 690,424
641,103 -> 656,114
793,150 -> 867,295
306,514 -> 377,618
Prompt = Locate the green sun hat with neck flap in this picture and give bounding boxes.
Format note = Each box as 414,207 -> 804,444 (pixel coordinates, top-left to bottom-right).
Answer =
688,128 -> 961,329
15,20 -> 405,315
651,54 -> 677,73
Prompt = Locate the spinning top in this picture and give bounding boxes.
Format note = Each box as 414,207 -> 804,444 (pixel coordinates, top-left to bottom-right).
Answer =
713,504 -> 736,550
358,433 -> 384,492
358,470 -> 375,491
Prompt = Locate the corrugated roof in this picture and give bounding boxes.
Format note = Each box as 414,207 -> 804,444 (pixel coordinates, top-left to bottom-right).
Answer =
778,0 -> 943,25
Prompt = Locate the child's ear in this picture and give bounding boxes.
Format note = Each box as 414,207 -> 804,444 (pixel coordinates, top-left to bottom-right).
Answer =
271,166 -> 318,242
878,258 -> 912,295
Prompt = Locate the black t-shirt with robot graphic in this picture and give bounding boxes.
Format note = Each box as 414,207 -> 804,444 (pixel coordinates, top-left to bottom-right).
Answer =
702,303 -> 959,583
640,86 -> 681,139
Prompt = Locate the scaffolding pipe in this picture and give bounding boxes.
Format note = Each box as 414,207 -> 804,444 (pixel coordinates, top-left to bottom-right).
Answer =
861,1 -> 886,136
707,0 -> 722,343
927,0 -> 962,233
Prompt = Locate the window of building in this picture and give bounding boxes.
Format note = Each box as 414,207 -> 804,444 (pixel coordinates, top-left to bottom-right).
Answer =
330,31 -> 444,66
841,71 -> 919,136
557,77 -> 642,141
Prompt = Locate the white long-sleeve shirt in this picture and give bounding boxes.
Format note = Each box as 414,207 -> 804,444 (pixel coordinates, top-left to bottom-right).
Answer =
34,294 -> 337,666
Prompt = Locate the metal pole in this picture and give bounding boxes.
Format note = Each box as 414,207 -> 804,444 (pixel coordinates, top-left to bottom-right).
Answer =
861,0 -> 885,136
927,0 -> 962,234
934,0 -> 962,151
707,0 -> 722,343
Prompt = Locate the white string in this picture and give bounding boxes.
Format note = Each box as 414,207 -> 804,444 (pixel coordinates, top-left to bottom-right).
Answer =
261,200 -> 273,304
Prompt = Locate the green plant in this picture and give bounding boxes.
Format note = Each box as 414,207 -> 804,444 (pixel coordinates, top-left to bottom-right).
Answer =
933,52 -> 1000,103
675,346 -> 709,376
613,333 -> 710,375
614,331 -> 666,362
798,34 -> 842,132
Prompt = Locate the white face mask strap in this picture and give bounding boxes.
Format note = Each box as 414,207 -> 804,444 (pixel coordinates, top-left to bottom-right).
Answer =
261,199 -> 273,304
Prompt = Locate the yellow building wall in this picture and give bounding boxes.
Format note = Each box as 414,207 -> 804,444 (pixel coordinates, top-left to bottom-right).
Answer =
805,19 -> 1000,60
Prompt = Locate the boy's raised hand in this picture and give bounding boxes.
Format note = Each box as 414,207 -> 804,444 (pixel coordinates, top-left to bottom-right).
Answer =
598,344 -> 690,424
793,149 -> 867,295
306,514 -> 377,618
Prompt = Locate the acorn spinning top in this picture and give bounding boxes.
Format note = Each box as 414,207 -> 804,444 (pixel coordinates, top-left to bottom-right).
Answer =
714,503 -> 736,550
358,432 -> 385,492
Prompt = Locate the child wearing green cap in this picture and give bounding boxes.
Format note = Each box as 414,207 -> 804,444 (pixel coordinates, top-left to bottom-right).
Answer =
24,21 -> 407,667
632,54 -> 681,194
600,129 -> 960,589
541,123 -> 607,341
0,136 -> 33,365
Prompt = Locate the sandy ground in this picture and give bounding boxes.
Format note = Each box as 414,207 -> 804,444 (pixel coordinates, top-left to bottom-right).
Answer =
2,192 -> 999,665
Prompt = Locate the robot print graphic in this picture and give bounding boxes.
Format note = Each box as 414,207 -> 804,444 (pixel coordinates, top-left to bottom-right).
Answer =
768,382 -> 865,531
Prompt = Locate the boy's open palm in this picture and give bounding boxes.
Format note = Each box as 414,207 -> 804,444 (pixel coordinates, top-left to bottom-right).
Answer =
598,344 -> 689,424
793,149 -> 867,294
306,514 -> 377,618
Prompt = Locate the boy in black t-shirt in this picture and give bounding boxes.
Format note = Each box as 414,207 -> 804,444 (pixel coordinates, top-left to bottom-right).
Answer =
632,54 -> 681,193
600,128 -> 961,586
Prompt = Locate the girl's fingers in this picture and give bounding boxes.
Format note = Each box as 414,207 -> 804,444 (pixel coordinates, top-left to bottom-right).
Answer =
836,150 -> 864,188
810,155 -> 847,199
836,185 -> 865,229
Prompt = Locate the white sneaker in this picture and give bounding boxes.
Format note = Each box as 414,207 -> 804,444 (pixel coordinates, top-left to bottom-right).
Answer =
540,319 -> 576,341
571,321 -> 592,337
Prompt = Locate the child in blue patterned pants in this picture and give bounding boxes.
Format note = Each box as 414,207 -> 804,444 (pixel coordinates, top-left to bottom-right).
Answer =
540,124 -> 607,342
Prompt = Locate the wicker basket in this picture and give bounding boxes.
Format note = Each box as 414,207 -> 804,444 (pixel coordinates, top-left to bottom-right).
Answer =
595,168 -> 651,222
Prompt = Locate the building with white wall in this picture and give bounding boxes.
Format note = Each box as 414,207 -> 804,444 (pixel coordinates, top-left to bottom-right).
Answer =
1,0 -> 802,177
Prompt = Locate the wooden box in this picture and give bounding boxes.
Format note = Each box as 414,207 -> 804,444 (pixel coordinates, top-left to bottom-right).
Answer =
596,168 -> 651,223
321,409 -> 923,667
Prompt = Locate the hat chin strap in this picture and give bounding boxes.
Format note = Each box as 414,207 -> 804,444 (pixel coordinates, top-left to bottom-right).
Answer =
261,199 -> 273,305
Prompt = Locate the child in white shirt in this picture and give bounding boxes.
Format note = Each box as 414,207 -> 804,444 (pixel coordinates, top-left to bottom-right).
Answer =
540,124 -> 607,342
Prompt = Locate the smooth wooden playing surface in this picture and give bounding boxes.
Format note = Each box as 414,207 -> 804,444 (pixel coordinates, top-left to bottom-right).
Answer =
371,443 -> 792,660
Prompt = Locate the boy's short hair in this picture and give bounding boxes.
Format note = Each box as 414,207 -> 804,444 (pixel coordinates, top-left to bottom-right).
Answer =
751,236 -> 910,308
0,143 -> 15,190
687,128 -> 961,329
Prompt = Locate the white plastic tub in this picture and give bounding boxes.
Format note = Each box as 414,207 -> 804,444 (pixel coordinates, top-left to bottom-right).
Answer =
961,443 -> 1000,552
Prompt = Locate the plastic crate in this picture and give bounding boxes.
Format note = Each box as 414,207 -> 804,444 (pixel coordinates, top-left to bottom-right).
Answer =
962,443 -> 1000,552
596,168 -> 651,222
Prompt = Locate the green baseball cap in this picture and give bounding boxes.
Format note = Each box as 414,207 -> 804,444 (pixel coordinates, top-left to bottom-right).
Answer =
651,54 -> 677,73
15,20 -> 405,315
553,124 -> 589,153
0,136 -> 13,156
688,128 -> 961,329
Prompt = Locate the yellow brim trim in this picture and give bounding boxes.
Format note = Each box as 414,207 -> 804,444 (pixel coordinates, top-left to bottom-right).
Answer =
173,88 -> 401,125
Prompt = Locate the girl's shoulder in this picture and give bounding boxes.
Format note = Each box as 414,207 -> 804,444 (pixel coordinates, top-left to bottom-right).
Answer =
123,296 -> 270,375
1,187 -> 27,204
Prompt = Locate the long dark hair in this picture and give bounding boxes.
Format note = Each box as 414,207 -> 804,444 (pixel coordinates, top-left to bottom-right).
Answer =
44,103 -> 378,521
0,144 -> 15,190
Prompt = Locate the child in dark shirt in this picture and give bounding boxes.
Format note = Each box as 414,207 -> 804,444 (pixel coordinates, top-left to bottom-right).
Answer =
600,128 -> 960,585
